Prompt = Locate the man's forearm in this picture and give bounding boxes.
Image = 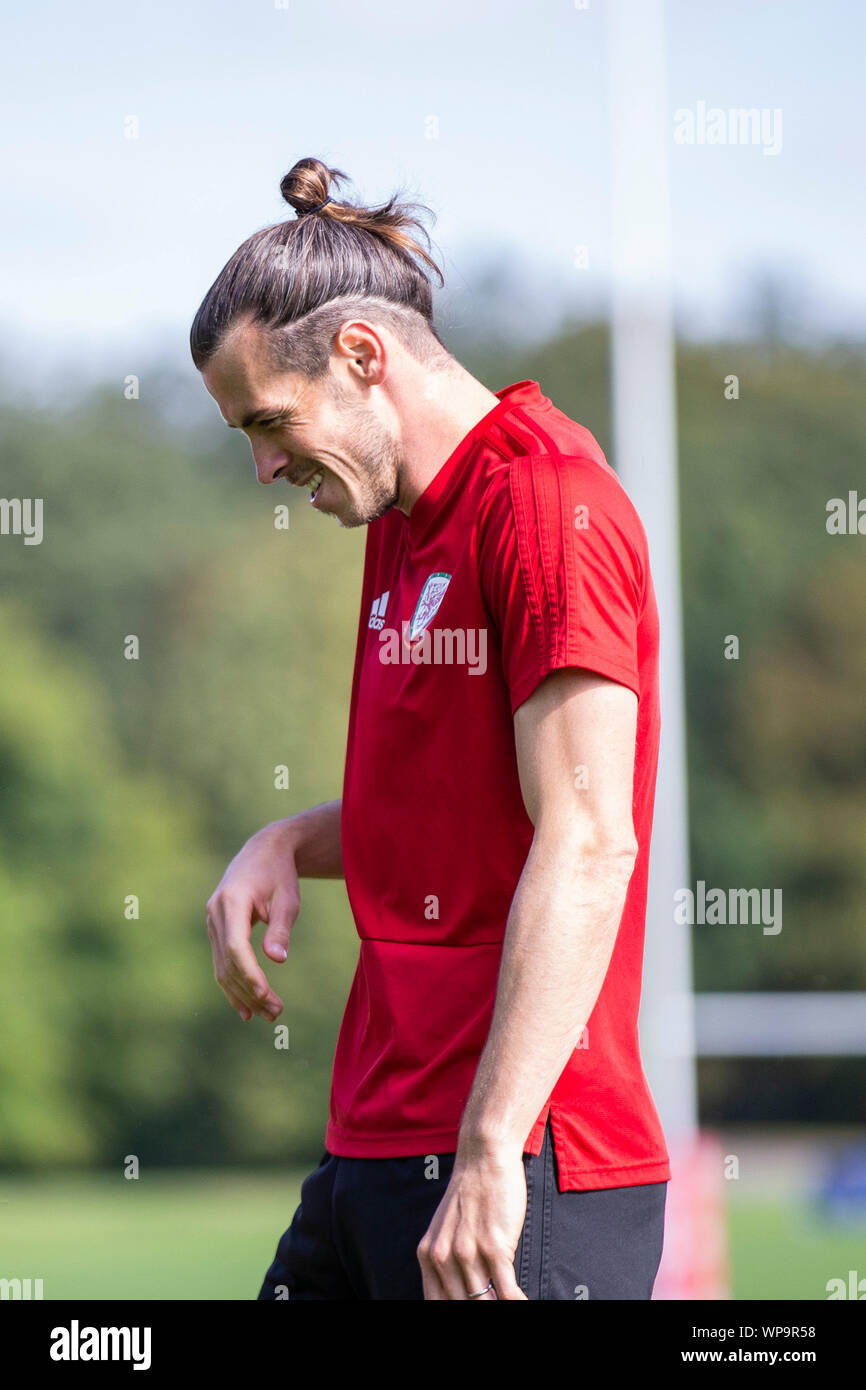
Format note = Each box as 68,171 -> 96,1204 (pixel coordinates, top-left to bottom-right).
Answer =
277,799 -> 344,878
456,831 -> 636,1161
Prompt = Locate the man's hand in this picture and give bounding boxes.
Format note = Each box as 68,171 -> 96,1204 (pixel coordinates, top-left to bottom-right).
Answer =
206,819 -> 302,1022
416,1146 -> 529,1300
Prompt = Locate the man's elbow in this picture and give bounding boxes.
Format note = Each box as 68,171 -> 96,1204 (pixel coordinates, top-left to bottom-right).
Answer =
534,816 -> 639,879
584,834 -> 639,880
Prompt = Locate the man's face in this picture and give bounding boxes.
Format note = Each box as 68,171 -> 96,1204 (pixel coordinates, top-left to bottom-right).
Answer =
201,318 -> 402,528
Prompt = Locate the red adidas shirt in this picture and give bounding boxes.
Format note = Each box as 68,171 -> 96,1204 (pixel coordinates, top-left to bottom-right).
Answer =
326,379 -> 670,1191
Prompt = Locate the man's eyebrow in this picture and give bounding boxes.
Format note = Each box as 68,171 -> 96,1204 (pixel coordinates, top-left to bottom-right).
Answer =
226,407 -> 292,429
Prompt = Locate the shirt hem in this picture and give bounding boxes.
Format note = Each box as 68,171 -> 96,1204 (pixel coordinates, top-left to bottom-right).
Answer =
325,1123 -> 471,1156
509,648 -> 640,716
326,1122 -> 671,1190
553,1157 -> 671,1192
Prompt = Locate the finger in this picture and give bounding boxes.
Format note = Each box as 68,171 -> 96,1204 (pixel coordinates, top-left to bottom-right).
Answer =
427,1251 -> 468,1300
418,1259 -> 448,1301
207,894 -> 275,1019
449,1241 -> 498,1300
261,886 -> 300,962
221,983 -> 253,1022
488,1252 -> 527,1301
417,1234 -> 450,1301
216,891 -> 282,1011
207,905 -> 240,1009
459,1258 -> 497,1301
210,943 -> 254,1021
223,933 -> 282,1017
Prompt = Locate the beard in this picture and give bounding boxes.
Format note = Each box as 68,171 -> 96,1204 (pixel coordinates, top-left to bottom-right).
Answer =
328,398 -> 403,529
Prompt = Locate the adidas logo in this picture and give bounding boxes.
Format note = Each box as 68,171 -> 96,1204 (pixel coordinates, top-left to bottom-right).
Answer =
368,590 -> 389,630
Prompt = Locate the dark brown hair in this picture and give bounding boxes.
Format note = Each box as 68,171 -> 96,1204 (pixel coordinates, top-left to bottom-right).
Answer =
189,156 -> 449,377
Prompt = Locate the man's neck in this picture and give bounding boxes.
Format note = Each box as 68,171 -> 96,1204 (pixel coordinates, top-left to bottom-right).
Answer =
392,365 -> 502,516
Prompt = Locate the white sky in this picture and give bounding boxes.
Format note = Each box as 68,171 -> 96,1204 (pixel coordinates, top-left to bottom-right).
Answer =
1,0 -> 863,384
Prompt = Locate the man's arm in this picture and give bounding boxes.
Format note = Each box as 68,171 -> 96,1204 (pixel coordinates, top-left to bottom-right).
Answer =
206,799 -> 343,1023
416,668 -> 639,1300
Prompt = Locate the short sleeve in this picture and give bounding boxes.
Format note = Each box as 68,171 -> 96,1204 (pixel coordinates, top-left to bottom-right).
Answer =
477,453 -> 646,715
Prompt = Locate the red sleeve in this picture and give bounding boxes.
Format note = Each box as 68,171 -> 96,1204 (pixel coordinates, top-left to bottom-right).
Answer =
477,453 -> 646,715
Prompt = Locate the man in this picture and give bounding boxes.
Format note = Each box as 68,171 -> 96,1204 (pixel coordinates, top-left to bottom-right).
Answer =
193,156 -> 670,1300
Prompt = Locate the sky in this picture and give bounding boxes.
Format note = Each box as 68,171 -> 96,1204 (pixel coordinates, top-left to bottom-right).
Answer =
1,0 -> 863,388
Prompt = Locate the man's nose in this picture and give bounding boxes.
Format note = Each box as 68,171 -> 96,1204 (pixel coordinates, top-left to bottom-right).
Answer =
251,442 -> 290,486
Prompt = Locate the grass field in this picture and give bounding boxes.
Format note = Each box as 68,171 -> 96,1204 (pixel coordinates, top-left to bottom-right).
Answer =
0,1170 -> 862,1300
0,1170 -> 305,1301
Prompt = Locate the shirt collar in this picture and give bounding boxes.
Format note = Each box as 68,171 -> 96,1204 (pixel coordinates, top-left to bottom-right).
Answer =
404,380 -> 546,546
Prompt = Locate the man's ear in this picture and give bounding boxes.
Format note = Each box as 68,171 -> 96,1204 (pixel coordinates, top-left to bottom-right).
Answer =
333,320 -> 388,385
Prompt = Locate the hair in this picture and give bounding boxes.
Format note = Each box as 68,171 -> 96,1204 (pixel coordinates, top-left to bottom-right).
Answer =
189,156 -> 451,379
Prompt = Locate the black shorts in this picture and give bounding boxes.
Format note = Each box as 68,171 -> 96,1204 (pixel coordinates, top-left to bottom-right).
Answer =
257,1116 -> 667,1300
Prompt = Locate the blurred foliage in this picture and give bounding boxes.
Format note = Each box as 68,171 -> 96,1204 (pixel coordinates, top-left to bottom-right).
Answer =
0,322 -> 864,1167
